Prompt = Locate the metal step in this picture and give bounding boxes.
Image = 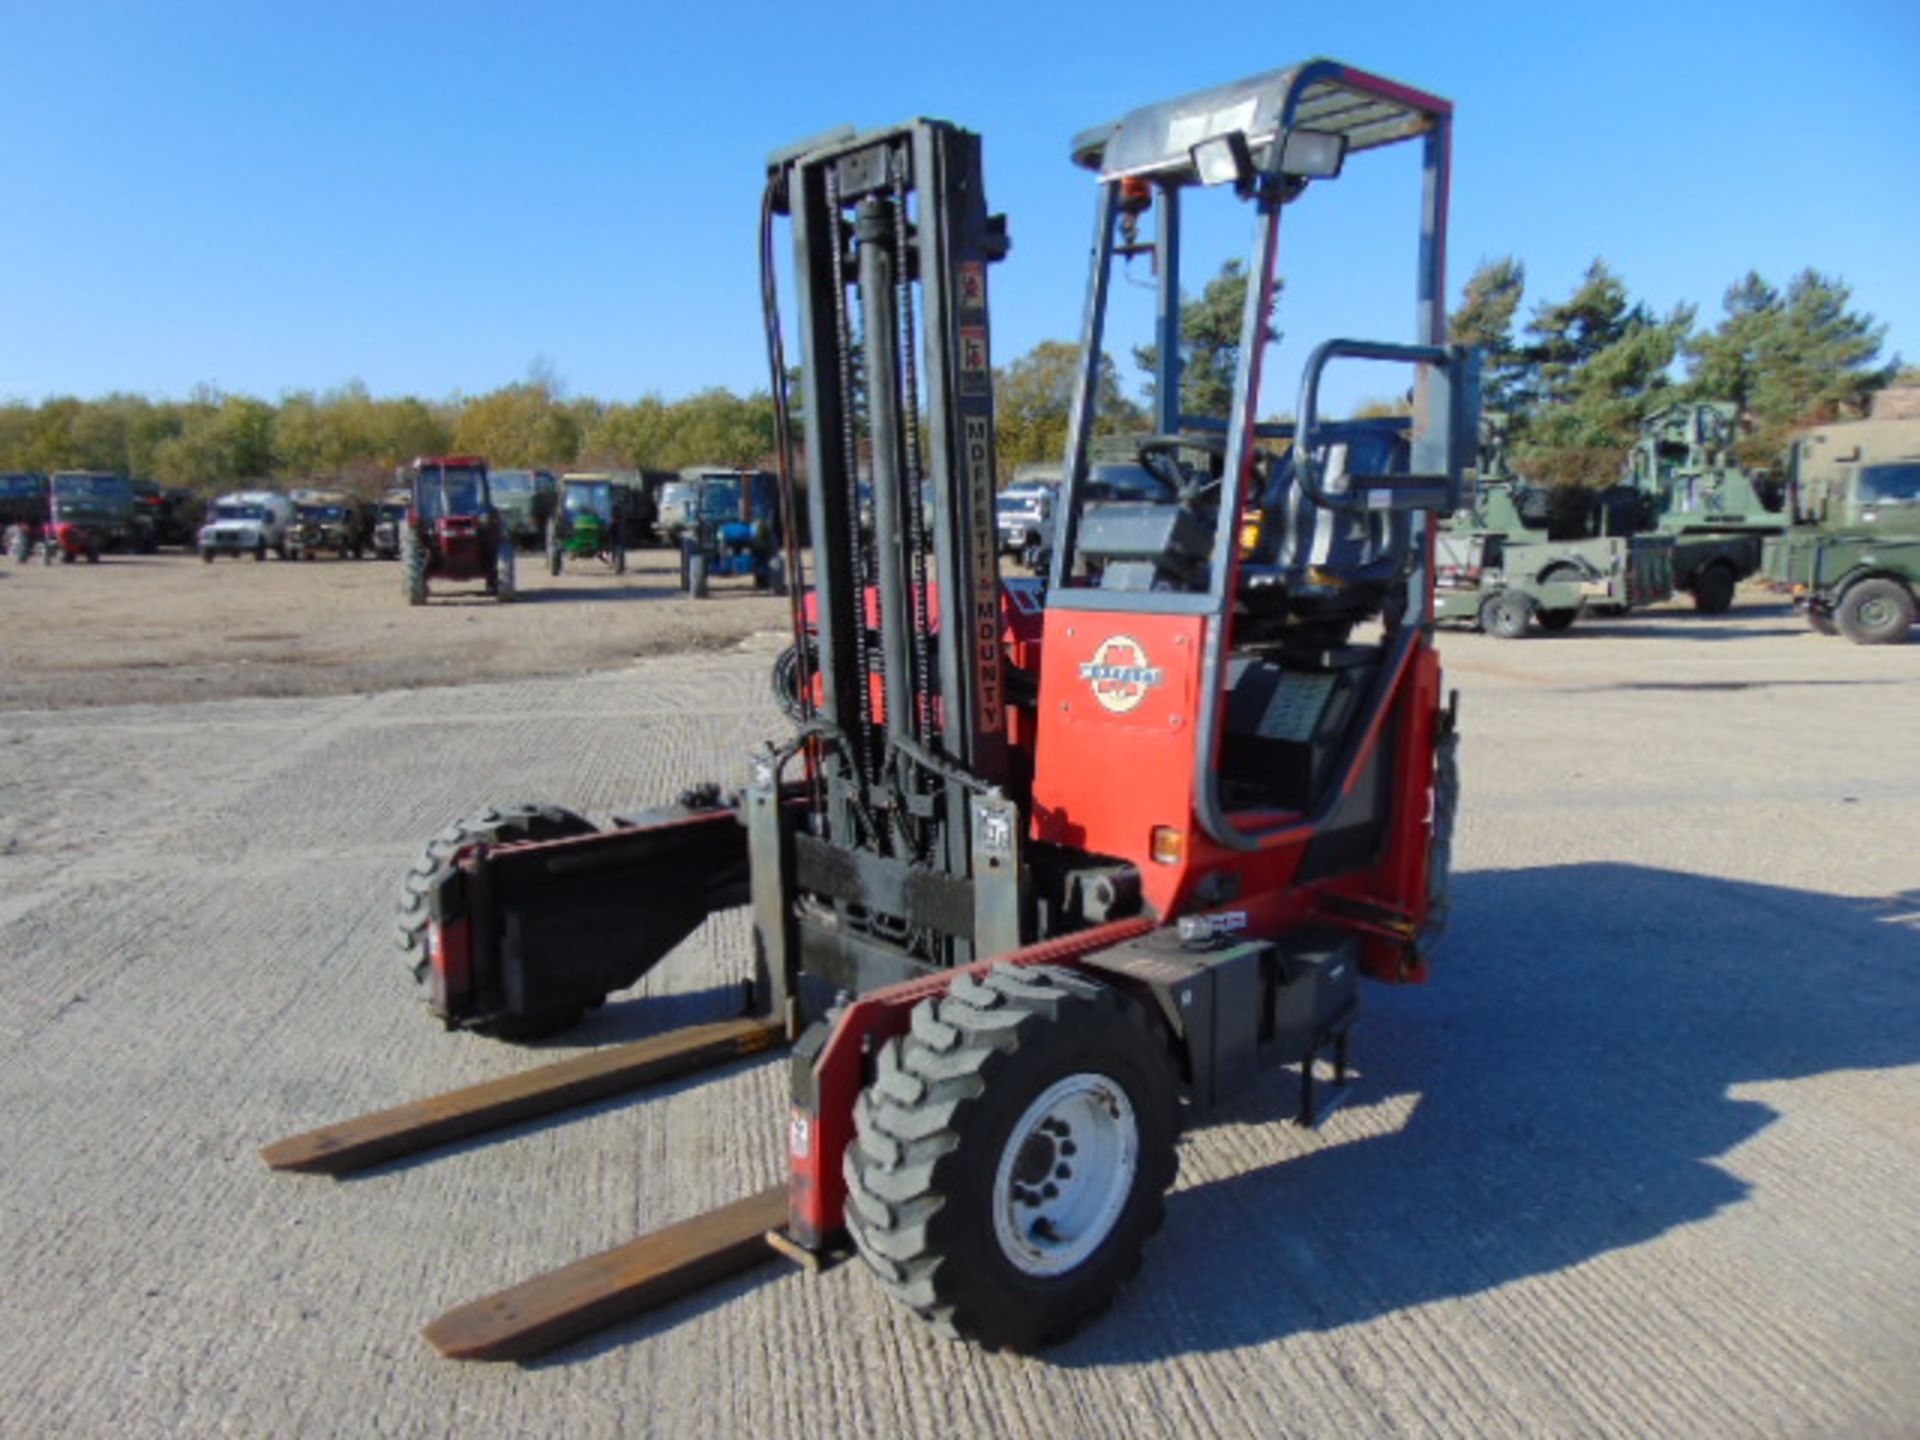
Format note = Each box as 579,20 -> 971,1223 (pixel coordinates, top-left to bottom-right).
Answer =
261,1017 -> 784,1175
423,1185 -> 792,1361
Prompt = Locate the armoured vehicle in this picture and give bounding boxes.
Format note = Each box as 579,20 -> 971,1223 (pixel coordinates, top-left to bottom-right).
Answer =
285,489 -> 372,559
199,490 -> 294,561
1623,402 -> 1785,613
488,469 -> 558,550
1767,417 -> 1920,643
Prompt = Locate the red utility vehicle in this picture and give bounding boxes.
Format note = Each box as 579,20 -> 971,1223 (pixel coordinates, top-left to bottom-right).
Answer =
269,60 -> 1475,1363
401,455 -> 516,604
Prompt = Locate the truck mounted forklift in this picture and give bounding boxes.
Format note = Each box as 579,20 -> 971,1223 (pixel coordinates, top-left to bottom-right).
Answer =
266,59 -> 1476,1360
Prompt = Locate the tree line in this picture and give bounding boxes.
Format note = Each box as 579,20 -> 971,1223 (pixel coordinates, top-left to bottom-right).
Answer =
0,259 -> 1903,498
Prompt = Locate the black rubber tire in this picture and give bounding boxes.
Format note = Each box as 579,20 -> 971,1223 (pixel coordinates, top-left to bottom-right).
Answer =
200,548 -> 214,564
1479,590 -> 1534,639
1807,608 -> 1837,637
394,803 -> 598,988
1834,578 -> 1915,645
547,523 -> 563,576
1537,608 -> 1578,632
612,544 -> 626,576
844,964 -> 1180,1353
1691,564 -> 1736,616
689,550 -> 709,599
254,541 -> 267,562
87,545 -> 101,564
403,530 -> 428,606
494,544 -> 516,603
766,553 -> 787,596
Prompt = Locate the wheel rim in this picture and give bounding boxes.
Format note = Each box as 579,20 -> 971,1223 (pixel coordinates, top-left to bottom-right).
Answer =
1857,595 -> 1895,631
991,1072 -> 1138,1277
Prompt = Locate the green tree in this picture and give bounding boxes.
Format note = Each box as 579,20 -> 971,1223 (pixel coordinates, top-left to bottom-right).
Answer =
1133,259 -> 1276,422
1449,256 -> 1527,414
1686,269 -> 1895,460
993,340 -> 1143,477
1512,261 -> 1694,487
451,381 -> 583,467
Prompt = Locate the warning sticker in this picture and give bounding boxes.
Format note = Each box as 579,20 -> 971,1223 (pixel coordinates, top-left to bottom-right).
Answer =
958,262 -> 987,314
960,326 -> 989,395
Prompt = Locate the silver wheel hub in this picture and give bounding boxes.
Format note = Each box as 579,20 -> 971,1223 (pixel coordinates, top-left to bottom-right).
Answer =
991,1072 -> 1138,1277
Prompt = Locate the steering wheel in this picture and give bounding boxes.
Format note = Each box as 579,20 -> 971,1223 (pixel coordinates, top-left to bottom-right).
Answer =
1134,434 -> 1226,505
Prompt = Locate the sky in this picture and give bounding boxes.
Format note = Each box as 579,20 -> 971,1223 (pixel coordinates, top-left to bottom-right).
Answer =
4,1 -> 1917,419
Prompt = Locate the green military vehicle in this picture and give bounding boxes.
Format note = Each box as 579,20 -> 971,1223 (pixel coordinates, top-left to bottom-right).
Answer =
285,488 -> 372,559
1623,402 -> 1785,613
1436,476 -> 1675,637
489,469 -> 558,550
545,473 -> 630,574
1766,417 -> 1920,644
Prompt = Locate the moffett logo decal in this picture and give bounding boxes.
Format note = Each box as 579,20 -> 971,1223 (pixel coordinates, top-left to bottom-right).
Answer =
1080,635 -> 1164,714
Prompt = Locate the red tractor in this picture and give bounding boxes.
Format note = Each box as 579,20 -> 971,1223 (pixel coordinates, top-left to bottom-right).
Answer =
271,61 -> 1475,1363
401,455 -> 517,605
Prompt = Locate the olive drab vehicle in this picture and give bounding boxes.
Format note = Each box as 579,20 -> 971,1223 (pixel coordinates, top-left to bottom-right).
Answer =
1436,471 -> 1674,637
285,489 -> 373,560
1623,401 -> 1785,614
489,469 -> 558,551
1767,417 -> 1920,643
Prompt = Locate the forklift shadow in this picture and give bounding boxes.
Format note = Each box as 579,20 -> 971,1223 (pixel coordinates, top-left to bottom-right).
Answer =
1057,864 -> 1920,1366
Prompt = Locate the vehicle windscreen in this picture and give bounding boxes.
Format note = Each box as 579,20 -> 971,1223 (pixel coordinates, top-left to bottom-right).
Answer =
2,474 -> 43,496
53,474 -> 132,514
417,466 -> 486,520
1859,463 -> 1920,505
299,505 -> 348,522
378,503 -> 407,521
214,502 -> 267,521
699,478 -> 743,518
491,472 -> 534,496
563,483 -> 613,517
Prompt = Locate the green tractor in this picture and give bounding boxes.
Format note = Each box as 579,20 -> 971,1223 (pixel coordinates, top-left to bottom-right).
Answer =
545,473 -> 629,575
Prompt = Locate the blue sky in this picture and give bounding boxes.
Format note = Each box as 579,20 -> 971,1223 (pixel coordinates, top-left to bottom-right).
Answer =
4,1 -> 1916,416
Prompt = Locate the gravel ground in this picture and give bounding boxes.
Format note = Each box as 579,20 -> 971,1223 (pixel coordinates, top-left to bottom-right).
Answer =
1,593 -> 1916,1438
0,545 -> 789,710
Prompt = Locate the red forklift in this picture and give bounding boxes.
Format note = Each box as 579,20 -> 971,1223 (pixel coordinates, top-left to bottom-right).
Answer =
269,59 -> 1475,1359
402,454 -> 517,605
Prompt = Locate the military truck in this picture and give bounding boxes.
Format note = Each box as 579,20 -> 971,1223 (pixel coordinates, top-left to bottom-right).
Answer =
1622,402 -> 1785,613
1436,477 -> 1675,636
1766,418 -> 1920,643
488,469 -> 558,550
285,489 -> 372,559
370,487 -> 411,559
128,480 -> 201,551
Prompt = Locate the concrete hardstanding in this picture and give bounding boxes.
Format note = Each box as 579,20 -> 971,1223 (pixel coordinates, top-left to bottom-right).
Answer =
0,614 -> 1916,1438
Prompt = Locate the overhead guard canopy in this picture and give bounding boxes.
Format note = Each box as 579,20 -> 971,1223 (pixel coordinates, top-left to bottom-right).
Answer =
1070,59 -> 1451,182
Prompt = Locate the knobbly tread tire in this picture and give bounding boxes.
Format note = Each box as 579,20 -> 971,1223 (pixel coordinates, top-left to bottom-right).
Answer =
494,545 -> 516,603
843,963 -> 1180,1353
1479,590 -> 1534,639
1691,563 -> 1736,616
403,529 -> 429,606
394,803 -> 597,986
689,550 -> 709,598
1835,577 -> 1914,646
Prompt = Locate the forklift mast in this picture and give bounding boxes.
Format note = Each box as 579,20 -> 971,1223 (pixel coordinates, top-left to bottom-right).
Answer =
763,123 -> 1019,986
